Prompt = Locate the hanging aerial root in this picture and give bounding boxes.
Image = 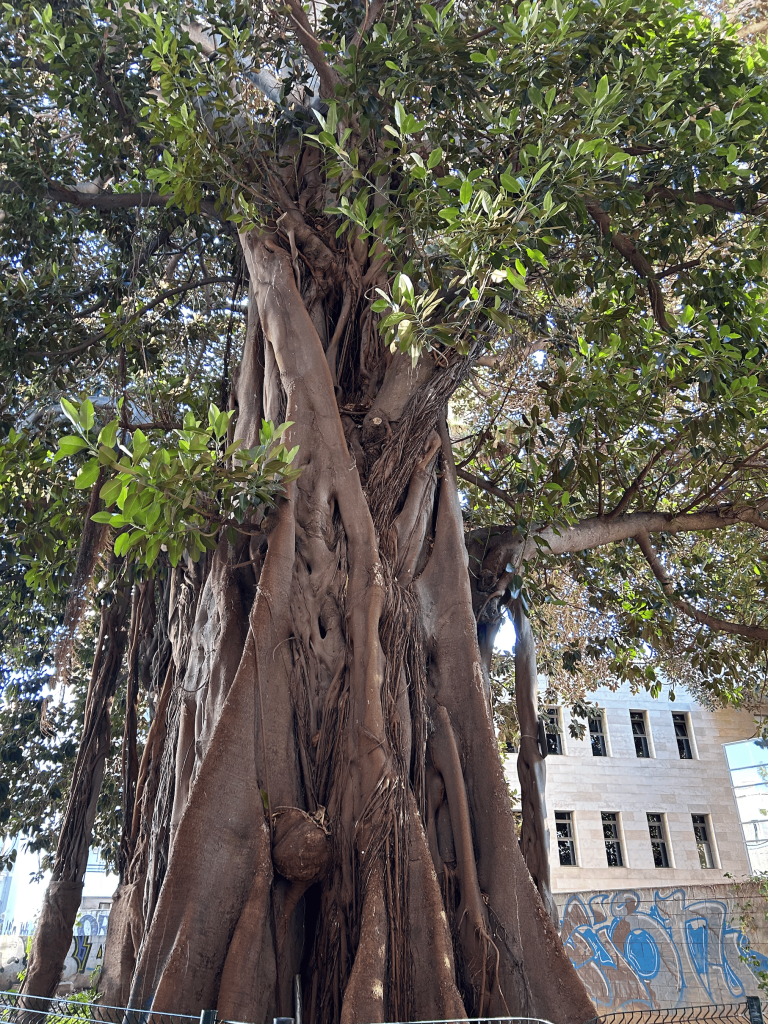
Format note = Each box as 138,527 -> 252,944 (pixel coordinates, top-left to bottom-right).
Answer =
53,470 -> 109,689
366,345 -> 480,533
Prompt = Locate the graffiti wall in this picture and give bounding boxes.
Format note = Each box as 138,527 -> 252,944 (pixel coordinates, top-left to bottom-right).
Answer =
558,885 -> 768,1011
0,910 -> 111,990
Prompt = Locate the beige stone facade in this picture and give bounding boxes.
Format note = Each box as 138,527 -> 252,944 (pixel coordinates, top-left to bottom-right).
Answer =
506,682 -> 757,891
505,682 -> 768,1011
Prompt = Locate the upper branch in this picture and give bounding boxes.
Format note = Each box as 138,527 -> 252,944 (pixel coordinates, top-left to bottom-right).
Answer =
473,501 -> 768,577
0,181 -> 222,221
585,200 -> 670,330
280,0 -> 341,98
635,530 -> 768,642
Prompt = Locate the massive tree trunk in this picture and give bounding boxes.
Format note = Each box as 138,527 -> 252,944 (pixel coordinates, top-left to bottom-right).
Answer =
21,583 -> 130,999
94,225 -> 595,1024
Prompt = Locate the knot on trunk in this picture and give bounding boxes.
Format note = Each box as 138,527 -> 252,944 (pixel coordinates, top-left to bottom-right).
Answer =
271,805 -> 332,883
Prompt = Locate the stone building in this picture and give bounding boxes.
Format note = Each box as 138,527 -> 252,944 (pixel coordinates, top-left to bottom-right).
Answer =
506,682 -> 768,1012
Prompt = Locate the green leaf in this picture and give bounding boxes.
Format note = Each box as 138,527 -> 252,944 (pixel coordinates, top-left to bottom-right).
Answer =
460,180 -> 473,205
78,399 -> 95,432
98,420 -> 118,447
74,458 -> 100,490
595,75 -> 609,103
60,397 -> 80,427
100,477 -> 124,505
427,147 -> 443,169
57,436 -> 89,456
90,511 -> 117,524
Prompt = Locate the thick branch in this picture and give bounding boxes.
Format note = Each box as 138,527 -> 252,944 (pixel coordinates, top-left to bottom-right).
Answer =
585,200 -> 670,330
351,0 -> 388,48
635,531 -> 768,642
476,501 -> 768,577
0,180 -> 222,221
512,600 -> 558,924
25,276 -> 234,360
456,467 -> 517,508
281,0 -> 341,98
606,445 -> 669,519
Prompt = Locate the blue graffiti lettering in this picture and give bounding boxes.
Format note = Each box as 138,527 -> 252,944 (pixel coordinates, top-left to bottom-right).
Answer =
560,888 -> 763,1011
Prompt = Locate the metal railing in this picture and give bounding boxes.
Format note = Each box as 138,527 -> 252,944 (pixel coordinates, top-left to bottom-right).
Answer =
0,991 -> 198,1024
586,998 -> 761,1024
2,989 -> 764,1024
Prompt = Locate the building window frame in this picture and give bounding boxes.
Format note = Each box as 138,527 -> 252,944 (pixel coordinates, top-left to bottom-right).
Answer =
602,811 -> 624,867
590,711 -> 609,757
692,813 -> 718,868
544,707 -> 564,755
555,810 -> 577,865
672,712 -> 695,759
647,812 -> 672,868
630,710 -> 652,758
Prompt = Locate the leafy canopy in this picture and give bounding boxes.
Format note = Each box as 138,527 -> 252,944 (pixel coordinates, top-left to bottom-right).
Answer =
0,0 -> 767,867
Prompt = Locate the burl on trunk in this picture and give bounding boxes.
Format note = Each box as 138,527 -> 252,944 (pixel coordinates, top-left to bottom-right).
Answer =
58,229 -> 593,1023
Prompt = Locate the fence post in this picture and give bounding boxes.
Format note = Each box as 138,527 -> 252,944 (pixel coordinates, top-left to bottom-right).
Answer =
748,996 -> 764,1024
294,973 -> 302,1024
200,1010 -> 217,1024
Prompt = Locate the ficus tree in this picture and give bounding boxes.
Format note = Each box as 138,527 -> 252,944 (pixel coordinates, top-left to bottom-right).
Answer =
1,0 -> 768,1018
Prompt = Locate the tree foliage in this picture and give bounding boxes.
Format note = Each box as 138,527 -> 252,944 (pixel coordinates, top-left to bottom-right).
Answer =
1,0 -> 767,904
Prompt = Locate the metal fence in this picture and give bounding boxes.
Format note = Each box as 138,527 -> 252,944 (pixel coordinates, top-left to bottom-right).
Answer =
586,998 -> 760,1024
1,989 -> 764,1024
0,990 -> 198,1024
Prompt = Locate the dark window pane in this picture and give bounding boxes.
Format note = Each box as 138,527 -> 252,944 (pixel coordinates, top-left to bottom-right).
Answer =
590,715 -> 607,757
647,813 -> 670,867
555,811 -> 576,864
673,713 -> 693,758
692,814 -> 714,868
631,712 -> 650,757
602,812 -> 623,866
545,709 -> 563,755
651,842 -> 669,868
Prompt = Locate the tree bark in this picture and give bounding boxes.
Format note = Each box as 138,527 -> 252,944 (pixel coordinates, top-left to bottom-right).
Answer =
93,230 -> 598,1024
22,584 -> 130,999
512,600 -> 558,925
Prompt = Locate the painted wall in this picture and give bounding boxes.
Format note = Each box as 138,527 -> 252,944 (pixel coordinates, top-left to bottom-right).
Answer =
0,911 -> 111,991
557,883 -> 768,1012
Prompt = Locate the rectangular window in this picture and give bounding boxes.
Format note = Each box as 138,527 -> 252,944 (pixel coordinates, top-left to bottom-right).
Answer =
673,713 -> 693,759
647,813 -> 670,867
590,712 -> 608,757
602,812 -> 623,866
630,710 -> 651,758
692,814 -> 715,868
545,708 -> 563,755
555,811 -> 576,865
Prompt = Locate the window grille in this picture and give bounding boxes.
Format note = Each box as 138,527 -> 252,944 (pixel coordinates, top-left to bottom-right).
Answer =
555,811 -> 576,865
673,712 -> 693,759
692,814 -> 715,867
590,713 -> 607,757
630,710 -> 650,758
602,812 -> 623,866
647,812 -> 670,867
545,708 -> 563,755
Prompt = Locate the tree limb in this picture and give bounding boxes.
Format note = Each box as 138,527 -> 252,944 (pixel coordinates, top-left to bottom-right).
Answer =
635,530 -> 768,642
24,276 -> 234,360
456,467 -> 517,508
585,200 -> 670,330
351,0 -> 388,48
606,445 -> 669,519
281,0 -> 340,98
474,501 -> 768,576
0,180 -> 223,221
